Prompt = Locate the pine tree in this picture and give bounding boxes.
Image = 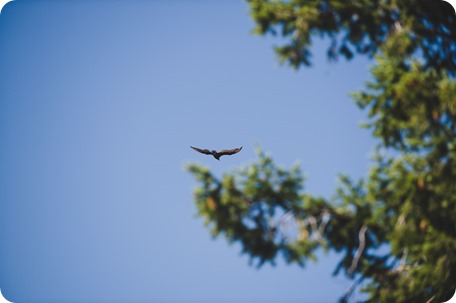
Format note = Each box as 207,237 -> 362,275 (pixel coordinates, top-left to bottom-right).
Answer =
187,1 -> 456,301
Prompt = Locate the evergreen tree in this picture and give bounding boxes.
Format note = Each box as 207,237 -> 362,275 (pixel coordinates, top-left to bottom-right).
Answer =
187,1 -> 456,301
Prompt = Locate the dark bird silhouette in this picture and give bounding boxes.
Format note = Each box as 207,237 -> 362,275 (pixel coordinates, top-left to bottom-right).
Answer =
190,146 -> 242,160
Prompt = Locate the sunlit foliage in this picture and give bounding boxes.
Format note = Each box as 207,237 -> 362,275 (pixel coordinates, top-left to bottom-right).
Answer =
187,1 -> 456,302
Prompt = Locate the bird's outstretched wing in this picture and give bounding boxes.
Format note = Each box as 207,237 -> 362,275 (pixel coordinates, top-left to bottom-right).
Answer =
219,146 -> 242,156
190,146 -> 212,155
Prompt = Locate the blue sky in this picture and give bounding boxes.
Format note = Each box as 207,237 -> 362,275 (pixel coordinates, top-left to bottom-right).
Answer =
0,1 -> 376,302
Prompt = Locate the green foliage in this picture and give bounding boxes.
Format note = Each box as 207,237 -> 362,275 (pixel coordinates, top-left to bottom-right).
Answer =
187,149 -> 324,267
248,0 -> 456,73
187,1 -> 456,302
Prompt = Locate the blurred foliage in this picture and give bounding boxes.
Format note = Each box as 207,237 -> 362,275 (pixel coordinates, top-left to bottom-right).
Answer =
248,0 -> 456,74
187,1 -> 456,302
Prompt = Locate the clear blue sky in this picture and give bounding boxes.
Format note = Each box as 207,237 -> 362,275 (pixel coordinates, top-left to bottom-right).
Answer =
0,1 -> 376,302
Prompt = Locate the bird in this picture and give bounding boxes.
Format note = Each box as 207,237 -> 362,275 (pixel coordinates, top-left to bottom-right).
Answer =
190,146 -> 242,160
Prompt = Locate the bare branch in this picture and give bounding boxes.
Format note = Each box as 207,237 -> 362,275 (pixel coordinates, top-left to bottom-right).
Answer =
349,225 -> 368,276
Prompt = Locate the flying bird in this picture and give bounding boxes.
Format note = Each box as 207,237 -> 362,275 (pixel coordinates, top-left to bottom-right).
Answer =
190,146 -> 242,160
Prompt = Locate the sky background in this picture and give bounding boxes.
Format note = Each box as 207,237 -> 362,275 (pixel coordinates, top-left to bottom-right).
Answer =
0,1 -> 376,302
